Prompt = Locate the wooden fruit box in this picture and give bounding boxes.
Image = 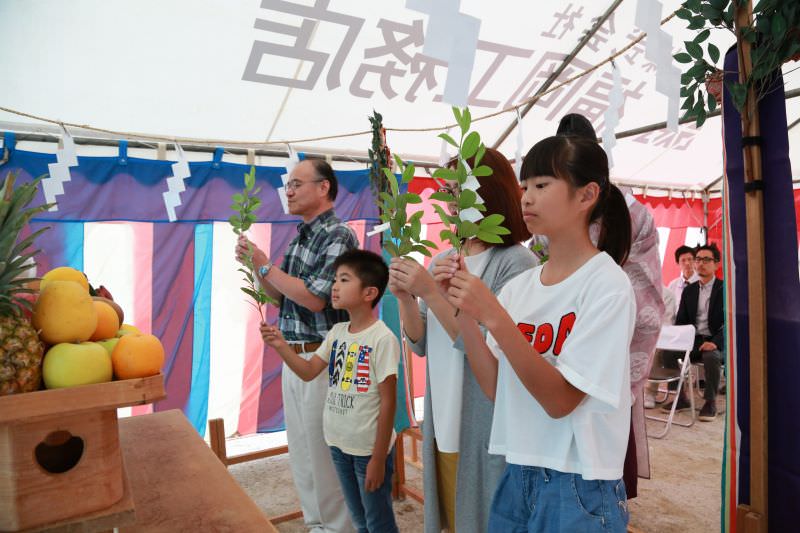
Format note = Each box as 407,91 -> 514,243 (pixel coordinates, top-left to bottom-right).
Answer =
0,374 -> 165,532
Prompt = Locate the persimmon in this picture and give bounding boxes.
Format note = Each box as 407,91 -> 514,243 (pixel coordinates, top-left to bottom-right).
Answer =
90,300 -> 121,341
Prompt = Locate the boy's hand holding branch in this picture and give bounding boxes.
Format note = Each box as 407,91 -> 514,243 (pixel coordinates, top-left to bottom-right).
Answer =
260,322 -> 326,382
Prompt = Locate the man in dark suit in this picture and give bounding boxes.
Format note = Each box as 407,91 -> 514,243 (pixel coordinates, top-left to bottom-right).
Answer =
661,243 -> 725,421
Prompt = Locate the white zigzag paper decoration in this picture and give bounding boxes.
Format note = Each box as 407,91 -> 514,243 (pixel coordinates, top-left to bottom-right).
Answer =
636,0 -> 681,131
43,127 -> 79,211
602,65 -> 624,169
162,143 -> 191,222
439,127 -> 452,167
407,0 -> 481,107
514,108 -> 524,179
278,145 -> 299,215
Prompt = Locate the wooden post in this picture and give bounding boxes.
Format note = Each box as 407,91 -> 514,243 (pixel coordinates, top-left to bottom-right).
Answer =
208,418 -> 228,466
734,2 -> 768,531
393,432 -> 405,500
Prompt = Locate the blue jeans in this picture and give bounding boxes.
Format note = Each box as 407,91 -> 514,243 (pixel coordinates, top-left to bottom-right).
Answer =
329,446 -> 399,533
489,464 -> 629,533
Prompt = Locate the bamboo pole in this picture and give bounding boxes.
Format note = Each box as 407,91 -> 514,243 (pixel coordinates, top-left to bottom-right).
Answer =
734,2 -> 768,532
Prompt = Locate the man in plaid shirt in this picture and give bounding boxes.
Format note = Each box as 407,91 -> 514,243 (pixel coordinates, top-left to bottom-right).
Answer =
237,159 -> 357,533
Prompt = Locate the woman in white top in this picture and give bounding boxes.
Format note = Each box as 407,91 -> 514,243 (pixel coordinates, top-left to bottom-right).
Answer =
388,148 -> 536,533
437,136 -> 636,532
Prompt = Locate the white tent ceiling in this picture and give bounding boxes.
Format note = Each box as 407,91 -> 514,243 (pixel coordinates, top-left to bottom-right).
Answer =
1,0 -> 798,190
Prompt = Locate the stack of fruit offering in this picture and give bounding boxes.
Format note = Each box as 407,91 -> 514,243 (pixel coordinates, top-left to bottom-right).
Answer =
0,173 -> 165,396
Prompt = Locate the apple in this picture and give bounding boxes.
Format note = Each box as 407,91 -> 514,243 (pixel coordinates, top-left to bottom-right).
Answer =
116,324 -> 142,337
42,342 -> 113,389
95,338 -> 120,357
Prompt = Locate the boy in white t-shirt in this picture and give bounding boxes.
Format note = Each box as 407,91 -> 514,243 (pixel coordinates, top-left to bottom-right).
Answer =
261,249 -> 400,533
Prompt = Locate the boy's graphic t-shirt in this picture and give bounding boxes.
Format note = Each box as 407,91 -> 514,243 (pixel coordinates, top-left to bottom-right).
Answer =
314,320 -> 400,456
486,252 -> 636,480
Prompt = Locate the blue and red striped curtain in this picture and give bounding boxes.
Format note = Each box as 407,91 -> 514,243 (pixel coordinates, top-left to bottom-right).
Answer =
3,133 -> 417,437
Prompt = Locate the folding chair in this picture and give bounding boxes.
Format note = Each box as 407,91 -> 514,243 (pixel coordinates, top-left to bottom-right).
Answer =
645,324 -> 697,439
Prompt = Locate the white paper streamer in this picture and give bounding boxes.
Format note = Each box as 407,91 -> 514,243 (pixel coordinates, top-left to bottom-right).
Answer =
514,108 -> 524,179
635,0 -> 680,131
43,126 -> 79,211
162,143 -> 191,222
407,0 -> 481,107
602,65 -> 624,169
366,222 -> 391,237
439,127 -> 452,167
278,144 -> 299,215
462,173 -> 480,192
458,207 -> 483,223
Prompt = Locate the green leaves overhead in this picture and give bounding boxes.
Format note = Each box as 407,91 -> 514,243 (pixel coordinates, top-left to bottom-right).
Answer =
708,43 -> 720,63
685,41 -> 704,59
675,0 -> 800,124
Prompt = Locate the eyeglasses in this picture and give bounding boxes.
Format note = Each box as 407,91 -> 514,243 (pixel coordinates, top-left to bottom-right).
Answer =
693,257 -> 716,264
285,179 -> 324,191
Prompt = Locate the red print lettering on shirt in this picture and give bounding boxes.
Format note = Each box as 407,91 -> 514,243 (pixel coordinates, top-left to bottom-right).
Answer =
515,312 -> 577,356
533,323 -> 554,353
516,322 -> 535,343
553,312 -> 576,355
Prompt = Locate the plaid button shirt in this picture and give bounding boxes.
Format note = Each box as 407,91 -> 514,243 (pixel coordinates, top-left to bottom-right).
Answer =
278,209 -> 358,342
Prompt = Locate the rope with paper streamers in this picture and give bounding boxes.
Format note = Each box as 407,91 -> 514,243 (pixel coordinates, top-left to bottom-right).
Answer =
0,11 -> 677,148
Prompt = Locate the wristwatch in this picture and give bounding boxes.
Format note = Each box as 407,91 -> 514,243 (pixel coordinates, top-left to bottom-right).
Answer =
258,261 -> 273,279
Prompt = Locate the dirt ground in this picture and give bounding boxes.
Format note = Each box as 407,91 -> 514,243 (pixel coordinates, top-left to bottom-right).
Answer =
228,395 -> 724,533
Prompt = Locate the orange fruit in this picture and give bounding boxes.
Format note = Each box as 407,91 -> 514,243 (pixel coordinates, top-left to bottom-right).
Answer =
111,334 -> 165,379
90,301 -> 121,341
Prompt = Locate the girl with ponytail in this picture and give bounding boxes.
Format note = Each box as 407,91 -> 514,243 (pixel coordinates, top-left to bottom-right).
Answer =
434,135 -> 635,532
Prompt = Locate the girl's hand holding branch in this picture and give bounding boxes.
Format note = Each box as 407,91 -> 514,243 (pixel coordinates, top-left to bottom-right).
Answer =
431,254 -> 461,300
445,255 -> 500,325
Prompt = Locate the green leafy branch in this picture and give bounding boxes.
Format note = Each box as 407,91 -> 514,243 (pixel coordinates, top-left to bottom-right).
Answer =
229,165 -> 277,320
430,107 -> 510,253
674,0 -> 800,126
378,156 -> 436,258
367,110 -> 391,206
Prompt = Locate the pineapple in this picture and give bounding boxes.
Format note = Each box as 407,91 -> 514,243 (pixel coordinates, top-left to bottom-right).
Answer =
0,171 -> 52,395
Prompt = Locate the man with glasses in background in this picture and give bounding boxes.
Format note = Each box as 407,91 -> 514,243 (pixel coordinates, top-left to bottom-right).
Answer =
236,159 -> 357,532
660,243 -> 725,421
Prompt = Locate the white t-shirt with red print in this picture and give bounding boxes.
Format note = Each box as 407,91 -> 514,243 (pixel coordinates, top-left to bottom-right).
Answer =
486,252 -> 636,480
314,320 -> 400,456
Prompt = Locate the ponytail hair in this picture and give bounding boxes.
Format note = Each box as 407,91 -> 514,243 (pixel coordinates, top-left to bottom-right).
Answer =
520,136 -> 632,265
596,185 -> 631,266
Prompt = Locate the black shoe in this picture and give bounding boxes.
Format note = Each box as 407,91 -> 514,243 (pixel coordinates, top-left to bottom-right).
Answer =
699,400 -> 717,421
661,396 -> 691,413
